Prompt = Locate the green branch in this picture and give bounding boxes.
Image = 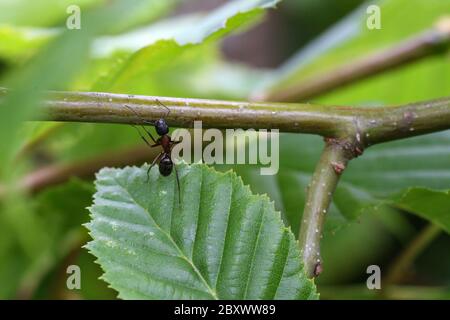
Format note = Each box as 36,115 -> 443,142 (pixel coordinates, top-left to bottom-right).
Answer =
1,89 -> 448,146
29,90 -> 354,137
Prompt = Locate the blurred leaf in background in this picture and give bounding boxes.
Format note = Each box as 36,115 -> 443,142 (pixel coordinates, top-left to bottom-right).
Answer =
0,0 -> 448,300
262,0 -> 450,104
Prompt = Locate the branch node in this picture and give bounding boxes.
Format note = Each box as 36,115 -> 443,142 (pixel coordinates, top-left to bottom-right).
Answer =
331,161 -> 346,175
324,136 -> 365,159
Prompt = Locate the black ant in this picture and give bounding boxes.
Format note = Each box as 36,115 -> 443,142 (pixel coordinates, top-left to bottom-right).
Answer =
125,101 -> 181,202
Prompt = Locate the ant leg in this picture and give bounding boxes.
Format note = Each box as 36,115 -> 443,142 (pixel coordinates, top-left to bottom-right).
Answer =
131,125 -> 153,148
173,164 -> 181,205
167,140 -> 182,167
125,105 -> 157,143
147,152 -> 163,182
141,125 -> 158,145
169,138 -> 182,149
156,99 -> 170,118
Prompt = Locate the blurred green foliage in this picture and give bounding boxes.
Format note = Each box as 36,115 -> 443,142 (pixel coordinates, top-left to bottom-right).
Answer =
266,0 -> 450,105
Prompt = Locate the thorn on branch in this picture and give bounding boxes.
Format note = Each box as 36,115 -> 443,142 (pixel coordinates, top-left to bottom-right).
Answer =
331,161 -> 346,175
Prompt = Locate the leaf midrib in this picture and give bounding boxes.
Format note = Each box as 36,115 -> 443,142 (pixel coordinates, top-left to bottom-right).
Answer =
242,201 -> 265,299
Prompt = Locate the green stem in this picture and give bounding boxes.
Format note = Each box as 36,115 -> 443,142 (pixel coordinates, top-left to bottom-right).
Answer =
1,89 -> 448,145
298,137 -> 357,277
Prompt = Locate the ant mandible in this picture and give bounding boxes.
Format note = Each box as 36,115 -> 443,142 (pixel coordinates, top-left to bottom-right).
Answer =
125,101 -> 181,199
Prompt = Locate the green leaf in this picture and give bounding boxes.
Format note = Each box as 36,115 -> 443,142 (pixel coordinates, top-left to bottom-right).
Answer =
392,188 -> 450,234
91,43 -> 267,99
95,0 -> 281,93
100,0 -> 181,35
86,163 -> 317,300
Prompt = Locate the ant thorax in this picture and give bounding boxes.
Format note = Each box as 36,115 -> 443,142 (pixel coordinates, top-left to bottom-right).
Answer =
159,135 -> 172,153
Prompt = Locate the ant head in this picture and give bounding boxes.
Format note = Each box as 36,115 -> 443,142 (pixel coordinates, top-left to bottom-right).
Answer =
158,154 -> 173,176
155,118 -> 169,136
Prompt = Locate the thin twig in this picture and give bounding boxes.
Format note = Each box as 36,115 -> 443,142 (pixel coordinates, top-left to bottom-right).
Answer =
257,18 -> 450,102
18,145 -> 158,194
5,130 -> 204,195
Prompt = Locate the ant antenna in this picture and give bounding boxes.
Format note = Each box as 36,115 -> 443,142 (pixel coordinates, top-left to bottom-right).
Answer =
124,104 -> 155,125
124,104 -> 157,143
155,99 -> 170,118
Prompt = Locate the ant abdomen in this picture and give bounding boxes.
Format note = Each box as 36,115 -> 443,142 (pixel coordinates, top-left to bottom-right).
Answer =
158,154 -> 173,176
